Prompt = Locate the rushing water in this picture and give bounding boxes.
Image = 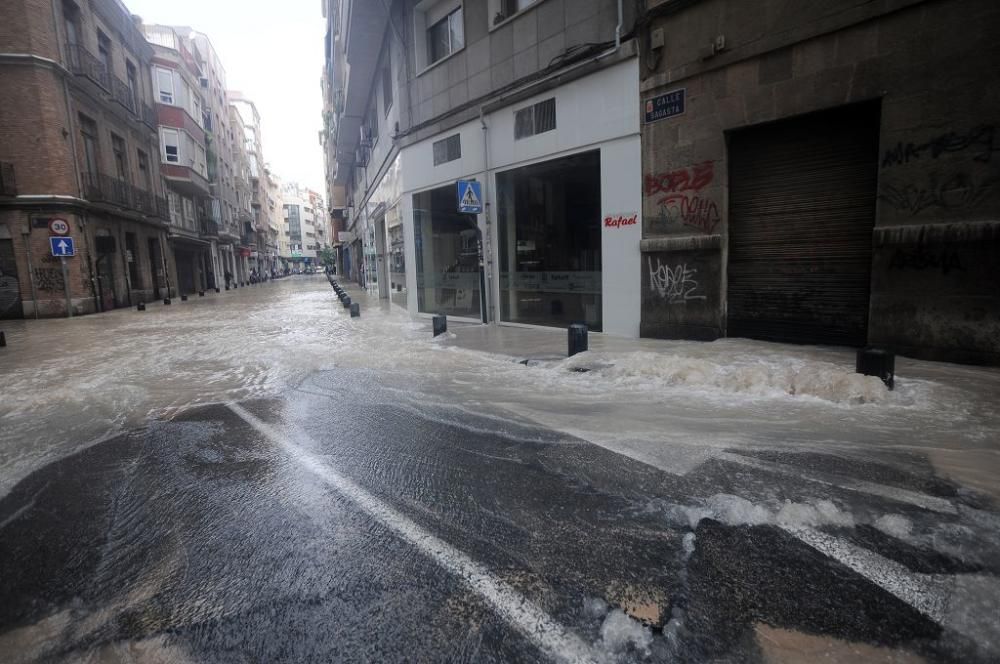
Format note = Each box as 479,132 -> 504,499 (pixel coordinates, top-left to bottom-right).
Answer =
2,275 -> 999,499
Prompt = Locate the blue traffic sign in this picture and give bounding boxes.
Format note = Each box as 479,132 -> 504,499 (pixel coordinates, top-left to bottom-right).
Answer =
50,236 -> 75,257
457,179 -> 482,214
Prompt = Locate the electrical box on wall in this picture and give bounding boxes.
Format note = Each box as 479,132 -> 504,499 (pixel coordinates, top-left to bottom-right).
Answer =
650,28 -> 665,50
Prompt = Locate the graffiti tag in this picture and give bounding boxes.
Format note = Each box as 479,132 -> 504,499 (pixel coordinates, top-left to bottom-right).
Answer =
881,125 -> 997,168
648,257 -> 707,305
645,161 -> 721,234
33,267 -> 65,292
879,173 -> 997,216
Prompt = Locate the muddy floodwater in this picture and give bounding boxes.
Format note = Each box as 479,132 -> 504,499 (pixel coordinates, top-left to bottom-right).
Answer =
1,276 -> 998,663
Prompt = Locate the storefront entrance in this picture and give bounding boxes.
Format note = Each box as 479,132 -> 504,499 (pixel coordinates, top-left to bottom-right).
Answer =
497,150 -> 602,330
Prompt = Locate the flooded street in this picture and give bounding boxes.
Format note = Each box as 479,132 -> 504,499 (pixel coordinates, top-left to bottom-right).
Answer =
1,276 -> 999,662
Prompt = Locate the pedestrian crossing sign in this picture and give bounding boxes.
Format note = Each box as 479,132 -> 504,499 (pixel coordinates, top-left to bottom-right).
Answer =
457,179 -> 482,214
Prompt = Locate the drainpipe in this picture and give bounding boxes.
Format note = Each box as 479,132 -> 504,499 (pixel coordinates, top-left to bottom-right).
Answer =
615,0 -> 623,49
22,227 -> 39,319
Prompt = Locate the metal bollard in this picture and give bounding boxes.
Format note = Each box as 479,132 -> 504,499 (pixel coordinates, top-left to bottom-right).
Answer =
342,296 -> 351,309
568,323 -> 588,357
856,347 -> 895,390
164,297 -> 171,305
350,302 -> 360,317
0,331 -> 6,347
432,314 -> 447,337
199,291 -> 205,297
225,285 -> 230,291
181,294 -> 188,301
137,302 -> 146,311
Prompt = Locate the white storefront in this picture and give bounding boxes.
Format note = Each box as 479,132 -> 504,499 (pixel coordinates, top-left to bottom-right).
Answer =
392,57 -> 641,337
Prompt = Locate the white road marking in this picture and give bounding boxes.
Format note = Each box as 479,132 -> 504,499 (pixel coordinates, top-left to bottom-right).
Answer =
718,452 -> 957,514
227,402 -> 603,664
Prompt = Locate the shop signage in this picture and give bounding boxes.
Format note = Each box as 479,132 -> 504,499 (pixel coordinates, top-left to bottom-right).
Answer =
604,213 -> 638,228
644,88 -> 685,123
456,179 -> 483,214
48,218 -> 70,235
338,231 -> 356,243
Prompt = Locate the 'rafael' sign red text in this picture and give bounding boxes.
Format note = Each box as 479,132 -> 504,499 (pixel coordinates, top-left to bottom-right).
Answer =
604,213 -> 638,228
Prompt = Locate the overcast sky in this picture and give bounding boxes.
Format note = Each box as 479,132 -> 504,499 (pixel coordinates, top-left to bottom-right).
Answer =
127,0 -> 326,193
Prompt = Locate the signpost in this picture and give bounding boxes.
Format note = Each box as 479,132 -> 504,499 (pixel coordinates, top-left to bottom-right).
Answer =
456,179 -> 483,214
49,236 -> 75,257
48,218 -> 70,235
644,88 -> 686,123
49,236 -> 75,317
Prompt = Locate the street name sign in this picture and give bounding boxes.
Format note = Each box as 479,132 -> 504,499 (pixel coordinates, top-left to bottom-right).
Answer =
457,179 -> 483,214
48,218 -> 70,235
50,236 -> 75,257
644,88 -> 686,123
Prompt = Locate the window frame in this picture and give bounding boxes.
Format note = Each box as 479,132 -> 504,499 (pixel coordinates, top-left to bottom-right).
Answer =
155,67 -> 175,104
426,7 -> 464,66
160,127 -> 180,164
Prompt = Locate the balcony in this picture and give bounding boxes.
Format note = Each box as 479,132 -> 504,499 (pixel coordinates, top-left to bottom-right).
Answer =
65,43 -> 110,90
200,219 -> 220,238
82,172 -> 168,220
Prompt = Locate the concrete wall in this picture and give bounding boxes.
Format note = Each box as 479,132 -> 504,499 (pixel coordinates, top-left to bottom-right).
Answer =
640,0 -> 1000,363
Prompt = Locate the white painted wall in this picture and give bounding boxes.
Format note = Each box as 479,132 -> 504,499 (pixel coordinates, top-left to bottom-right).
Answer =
399,57 -> 642,333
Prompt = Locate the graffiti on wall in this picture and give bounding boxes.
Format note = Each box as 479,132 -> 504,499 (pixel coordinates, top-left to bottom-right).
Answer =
33,267 -> 65,292
644,161 -> 721,234
888,246 -> 965,275
880,173 -> 997,216
648,256 -> 707,305
881,125 -> 997,168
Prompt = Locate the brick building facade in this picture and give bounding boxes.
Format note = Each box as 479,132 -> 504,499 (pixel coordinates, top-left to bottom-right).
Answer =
0,0 -> 174,318
639,0 -> 1000,364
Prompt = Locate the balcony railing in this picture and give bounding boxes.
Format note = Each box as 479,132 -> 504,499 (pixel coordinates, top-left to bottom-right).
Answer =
65,43 -> 110,90
110,75 -> 135,114
82,172 -> 168,219
200,219 -> 220,237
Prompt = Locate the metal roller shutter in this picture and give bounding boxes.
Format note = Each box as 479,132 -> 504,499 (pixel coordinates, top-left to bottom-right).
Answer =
727,102 -> 880,346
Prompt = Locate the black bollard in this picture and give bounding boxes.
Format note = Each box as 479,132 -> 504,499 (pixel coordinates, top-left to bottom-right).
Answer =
199,291 -> 205,297
856,347 -> 895,390
137,302 -> 146,311
432,314 -> 447,337
225,285 -> 230,291
215,287 -> 221,293
0,331 -> 6,347
568,323 -> 588,357
164,297 -> 171,305
181,294 -> 188,301
342,296 -> 351,309
350,302 -> 360,317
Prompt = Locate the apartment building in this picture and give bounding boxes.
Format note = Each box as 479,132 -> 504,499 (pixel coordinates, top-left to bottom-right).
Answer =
324,0 -> 642,334
281,182 -> 322,271
144,24 -> 214,296
1,0 -> 172,317
228,102 -> 254,284
228,94 -> 271,277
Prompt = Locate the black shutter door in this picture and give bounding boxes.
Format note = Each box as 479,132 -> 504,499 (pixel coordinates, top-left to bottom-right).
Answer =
727,102 -> 880,346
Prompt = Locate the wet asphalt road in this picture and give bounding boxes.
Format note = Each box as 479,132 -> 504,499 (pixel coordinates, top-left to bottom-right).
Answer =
1,279 -> 999,663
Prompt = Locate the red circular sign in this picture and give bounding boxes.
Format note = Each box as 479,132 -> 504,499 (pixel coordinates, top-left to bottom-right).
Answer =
48,218 -> 70,235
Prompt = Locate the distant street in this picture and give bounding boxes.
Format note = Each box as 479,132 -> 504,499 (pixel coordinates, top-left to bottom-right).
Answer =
1,276 -> 999,663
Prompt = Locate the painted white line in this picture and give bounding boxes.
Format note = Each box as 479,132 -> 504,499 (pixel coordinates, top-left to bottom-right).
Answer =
718,452 -> 957,515
227,402 -> 603,664
782,525 -> 949,623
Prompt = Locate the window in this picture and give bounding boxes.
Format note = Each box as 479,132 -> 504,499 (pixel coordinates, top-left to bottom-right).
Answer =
365,104 -> 379,146
432,134 -> 462,165
111,133 -> 128,181
126,60 -> 139,110
155,67 -> 174,104
137,150 -> 151,191
182,196 -> 195,224
167,191 -> 181,225
97,30 -> 111,73
79,114 -> 99,175
382,64 -> 393,116
427,7 -> 463,65
196,144 -> 207,178
495,0 -> 539,24
514,97 -> 556,139
161,128 -> 180,163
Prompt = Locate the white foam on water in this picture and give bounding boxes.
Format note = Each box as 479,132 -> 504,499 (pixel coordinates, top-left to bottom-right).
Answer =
875,514 -> 914,539
598,609 -> 653,657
